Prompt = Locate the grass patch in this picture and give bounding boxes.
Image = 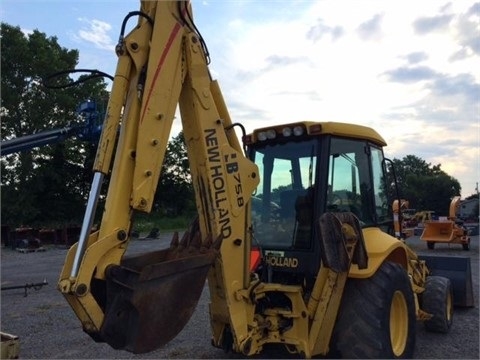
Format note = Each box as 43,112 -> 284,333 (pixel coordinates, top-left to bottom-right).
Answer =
132,212 -> 194,233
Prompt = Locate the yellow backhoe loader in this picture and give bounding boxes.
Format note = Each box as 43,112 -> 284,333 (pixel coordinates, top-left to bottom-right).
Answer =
392,200 -> 434,239
421,196 -> 471,250
57,1 -> 473,358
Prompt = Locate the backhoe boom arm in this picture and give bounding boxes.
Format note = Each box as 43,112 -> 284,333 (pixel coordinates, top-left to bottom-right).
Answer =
58,0 -> 259,352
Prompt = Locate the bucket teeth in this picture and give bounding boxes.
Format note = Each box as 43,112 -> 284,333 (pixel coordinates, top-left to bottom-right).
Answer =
179,229 -> 190,249
200,234 -> 212,252
165,217 -> 223,256
189,231 -> 202,251
169,231 -> 179,248
212,233 -> 222,250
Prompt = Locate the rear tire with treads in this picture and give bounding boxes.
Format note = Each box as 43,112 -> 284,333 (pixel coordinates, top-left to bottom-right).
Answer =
330,261 -> 416,359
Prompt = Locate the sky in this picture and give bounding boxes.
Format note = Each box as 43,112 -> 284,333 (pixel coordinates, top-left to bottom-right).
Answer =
1,0 -> 479,197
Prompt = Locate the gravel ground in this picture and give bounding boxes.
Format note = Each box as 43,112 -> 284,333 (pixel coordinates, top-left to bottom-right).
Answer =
1,231 -> 478,359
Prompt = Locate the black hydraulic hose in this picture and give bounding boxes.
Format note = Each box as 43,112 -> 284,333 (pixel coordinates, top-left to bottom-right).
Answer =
116,11 -> 153,57
225,122 -> 248,154
177,1 -> 210,64
118,10 -> 154,44
43,69 -> 114,89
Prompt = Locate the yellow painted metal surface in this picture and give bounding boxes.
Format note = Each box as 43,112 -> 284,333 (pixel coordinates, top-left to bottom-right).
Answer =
349,227 -> 408,278
421,221 -> 456,242
252,121 -> 387,146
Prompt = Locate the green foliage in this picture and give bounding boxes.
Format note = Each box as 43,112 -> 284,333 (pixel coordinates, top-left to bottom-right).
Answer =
1,23 -> 108,227
387,154 -> 461,215
1,23 -> 196,229
133,213 -> 193,233
154,131 -> 195,216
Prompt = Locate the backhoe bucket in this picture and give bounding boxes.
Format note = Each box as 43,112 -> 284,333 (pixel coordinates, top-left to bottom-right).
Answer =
420,221 -> 455,242
98,224 -> 221,353
419,255 -> 474,307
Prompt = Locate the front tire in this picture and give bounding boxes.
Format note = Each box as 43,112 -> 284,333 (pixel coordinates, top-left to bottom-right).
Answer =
331,261 -> 416,358
422,276 -> 453,333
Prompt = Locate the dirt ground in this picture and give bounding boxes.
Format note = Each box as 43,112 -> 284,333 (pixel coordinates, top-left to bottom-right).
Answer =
1,232 -> 478,359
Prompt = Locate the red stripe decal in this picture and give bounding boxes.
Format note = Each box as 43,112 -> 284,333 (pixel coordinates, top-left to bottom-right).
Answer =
140,21 -> 182,124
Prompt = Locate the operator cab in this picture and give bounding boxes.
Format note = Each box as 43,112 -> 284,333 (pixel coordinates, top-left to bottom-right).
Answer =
246,122 -> 390,288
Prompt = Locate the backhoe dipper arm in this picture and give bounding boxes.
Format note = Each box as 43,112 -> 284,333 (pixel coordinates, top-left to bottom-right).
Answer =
58,0 -> 259,353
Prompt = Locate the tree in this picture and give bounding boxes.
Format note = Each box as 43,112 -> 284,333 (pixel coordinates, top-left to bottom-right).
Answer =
154,131 -> 195,216
387,155 -> 461,215
1,23 -> 109,227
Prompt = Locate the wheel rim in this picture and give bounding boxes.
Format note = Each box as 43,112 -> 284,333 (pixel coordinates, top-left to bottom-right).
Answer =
390,290 -> 408,356
446,289 -> 453,322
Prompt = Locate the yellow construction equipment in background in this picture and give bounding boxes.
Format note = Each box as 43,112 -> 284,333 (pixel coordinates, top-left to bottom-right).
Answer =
421,196 -> 471,250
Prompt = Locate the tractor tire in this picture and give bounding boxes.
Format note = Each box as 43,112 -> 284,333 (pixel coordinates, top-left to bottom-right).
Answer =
422,276 -> 453,333
330,261 -> 416,359
427,241 -> 435,249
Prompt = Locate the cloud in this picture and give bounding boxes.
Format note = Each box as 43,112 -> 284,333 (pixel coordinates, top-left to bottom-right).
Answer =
410,3 -> 479,61
19,27 -> 34,37
357,13 -> 384,41
404,51 -> 429,64
469,2 -> 480,14
449,48 -> 470,62
449,2 -> 480,60
430,73 -> 480,103
383,65 -> 479,103
413,13 -> 454,34
186,1 -> 480,194
306,19 -> 344,42
383,65 -> 479,126
383,65 -> 437,83
230,54 -> 311,83
75,18 -> 114,51
264,55 -> 310,69
224,98 -> 271,123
